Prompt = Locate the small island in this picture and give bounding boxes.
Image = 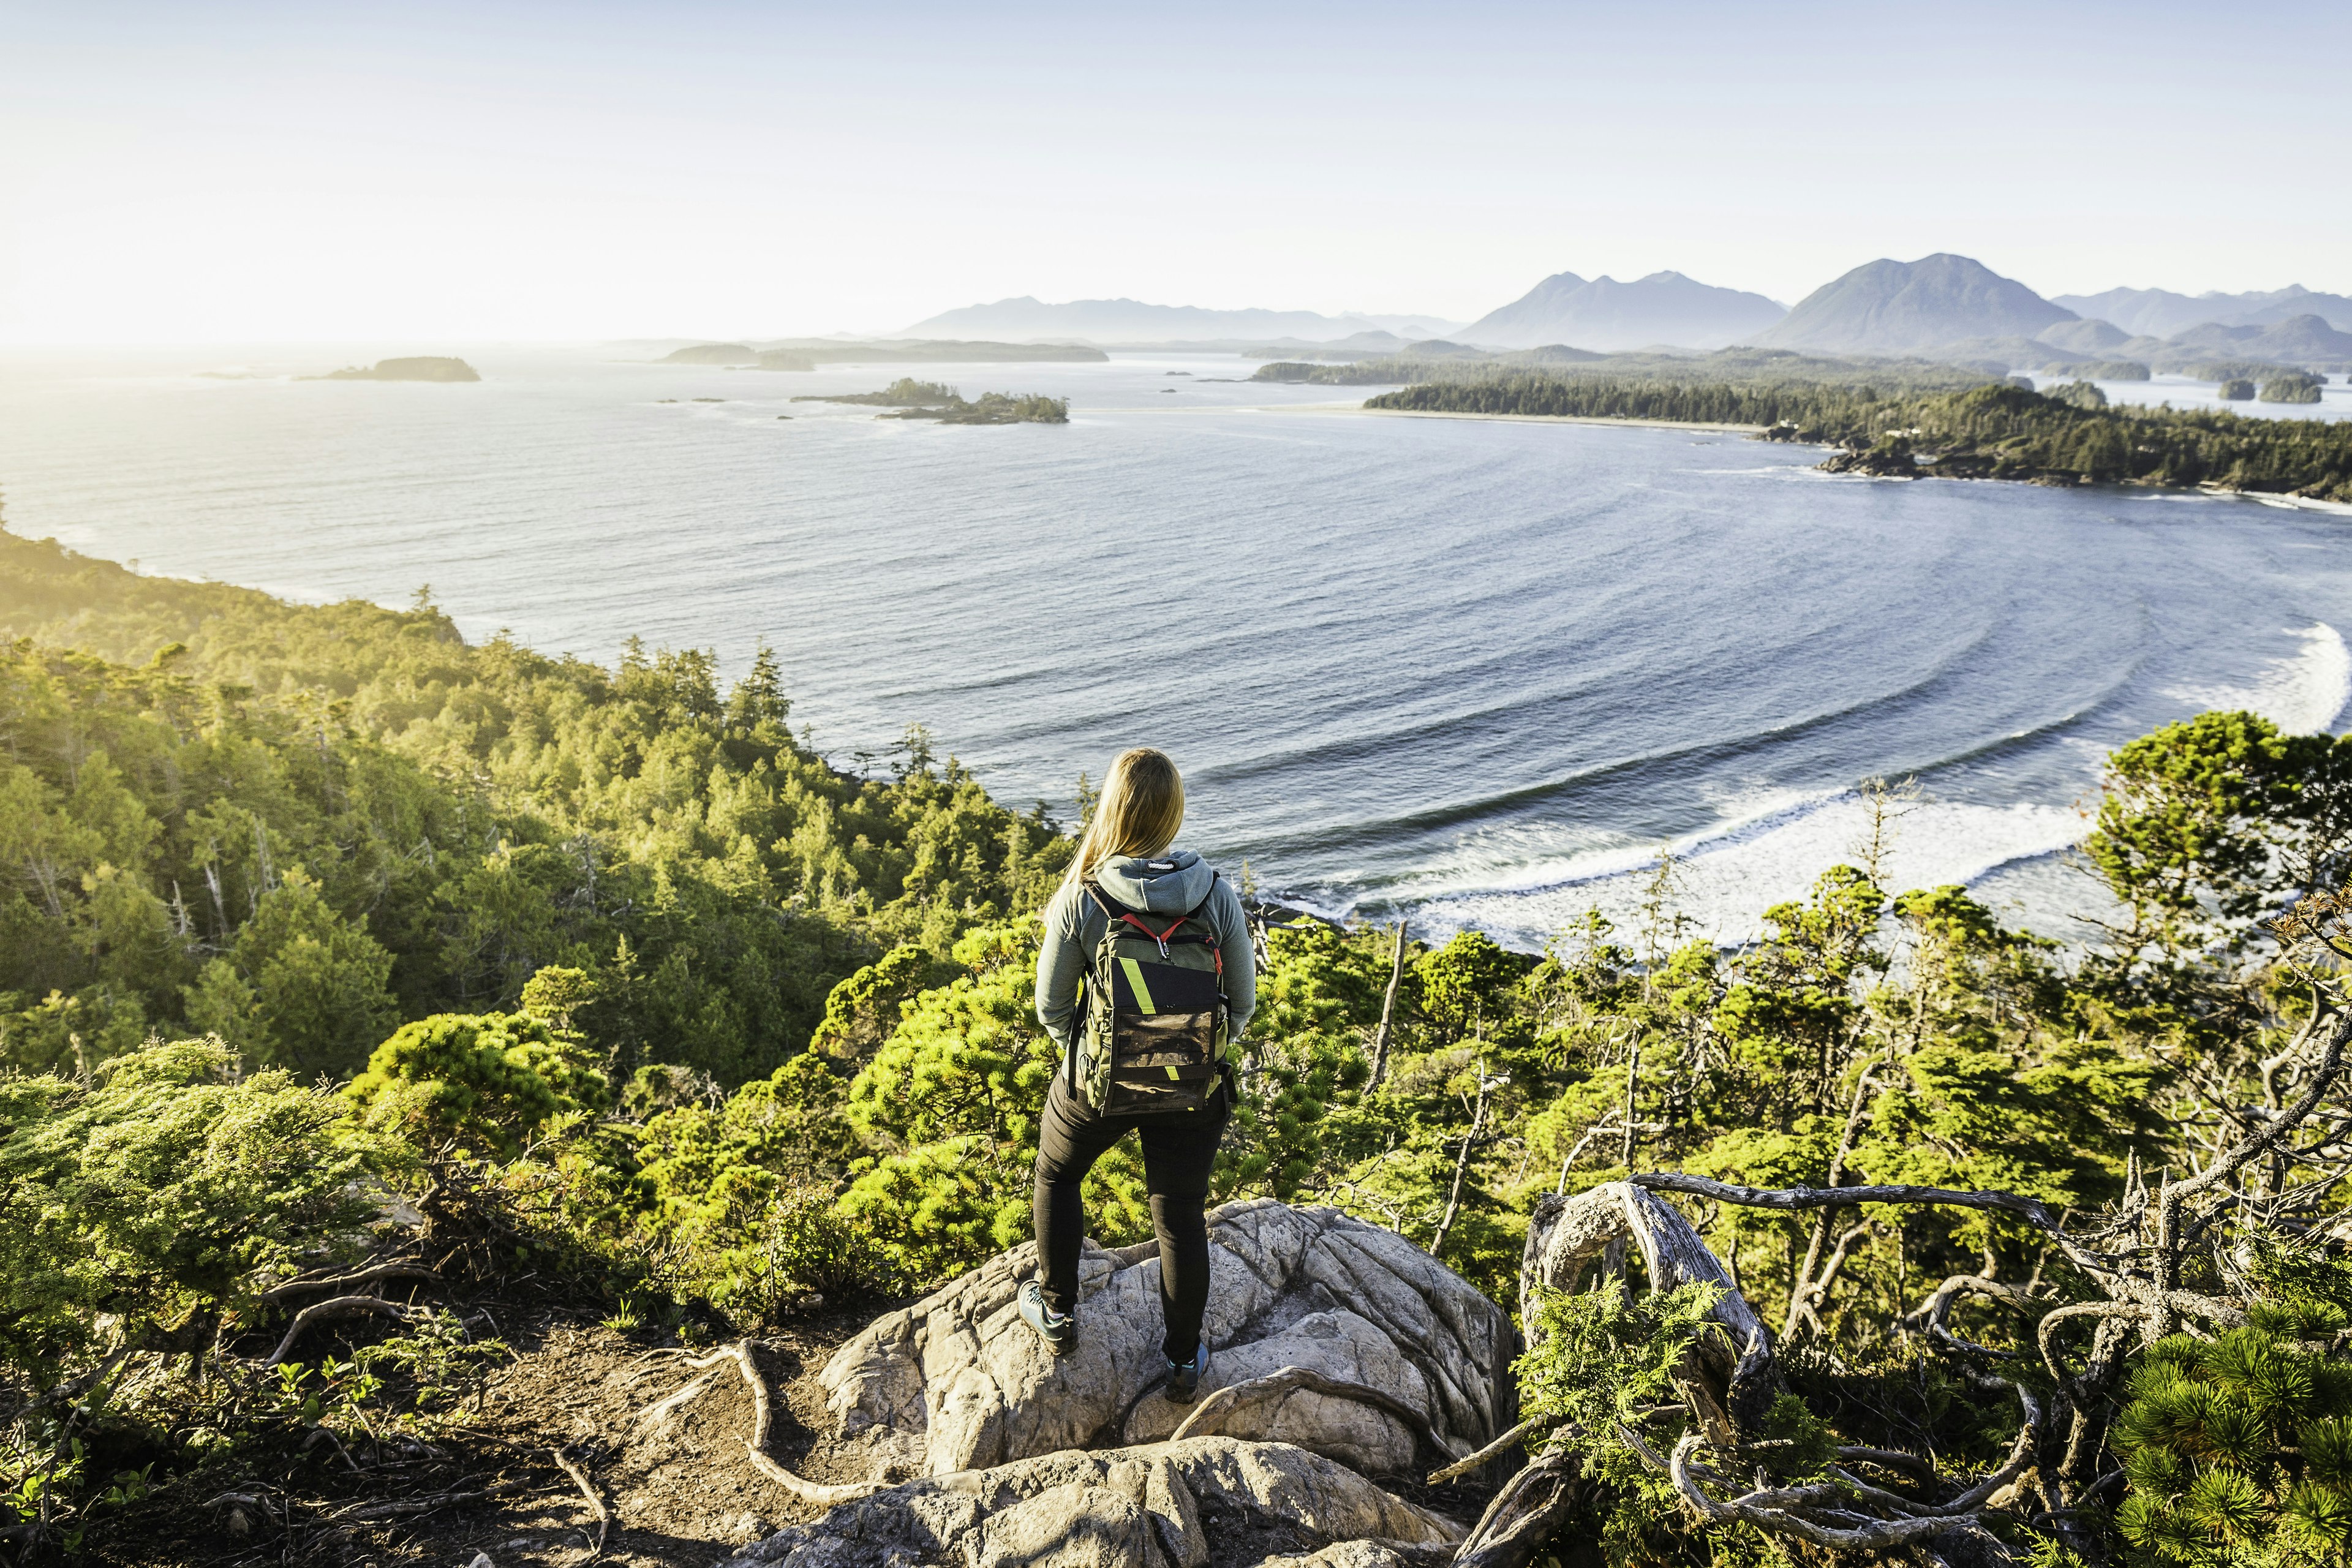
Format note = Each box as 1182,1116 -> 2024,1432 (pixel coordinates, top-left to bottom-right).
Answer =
2261,373 -> 2324,405
791,377 -> 1068,424
312,356 -> 480,383
661,343 -> 758,365
2041,359 -> 2149,382
2217,378 -> 2257,401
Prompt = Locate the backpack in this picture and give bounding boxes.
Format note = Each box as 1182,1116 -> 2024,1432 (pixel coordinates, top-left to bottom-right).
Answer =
1071,874 -> 1230,1115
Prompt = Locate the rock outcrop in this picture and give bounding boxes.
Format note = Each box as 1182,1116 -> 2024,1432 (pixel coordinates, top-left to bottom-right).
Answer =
728,1200 -> 1515,1567
718,1435 -> 1461,1568
818,1199 -> 1515,1482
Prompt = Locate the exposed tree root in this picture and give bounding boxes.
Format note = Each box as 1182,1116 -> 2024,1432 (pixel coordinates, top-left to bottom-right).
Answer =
266,1295 -> 424,1365
552,1444 -> 611,1556
680,1339 -> 883,1506
258,1261 -> 441,1305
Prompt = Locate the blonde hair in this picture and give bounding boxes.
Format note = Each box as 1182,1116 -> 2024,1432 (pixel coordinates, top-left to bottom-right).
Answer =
1063,748 -> 1185,891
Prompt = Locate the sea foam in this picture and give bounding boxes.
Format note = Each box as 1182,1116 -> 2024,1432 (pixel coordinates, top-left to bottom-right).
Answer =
2163,623 -> 2351,736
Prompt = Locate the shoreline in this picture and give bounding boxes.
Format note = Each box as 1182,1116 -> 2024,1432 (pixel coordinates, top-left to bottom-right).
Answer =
1305,404 -> 1766,435
1328,403 -> 2352,512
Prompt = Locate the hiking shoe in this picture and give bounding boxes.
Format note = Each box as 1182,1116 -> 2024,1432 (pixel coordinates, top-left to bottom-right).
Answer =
1019,1280 -> 1075,1355
1164,1344 -> 1210,1403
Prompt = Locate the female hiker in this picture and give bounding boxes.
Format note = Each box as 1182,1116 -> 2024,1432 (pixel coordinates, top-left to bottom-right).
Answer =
1020,747 -> 1255,1400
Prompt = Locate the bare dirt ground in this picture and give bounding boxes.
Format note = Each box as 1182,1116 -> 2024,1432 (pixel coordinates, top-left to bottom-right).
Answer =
83,1302 -> 883,1568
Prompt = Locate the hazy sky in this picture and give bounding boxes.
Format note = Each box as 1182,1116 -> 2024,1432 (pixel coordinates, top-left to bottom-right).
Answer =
4,1 -> 2347,345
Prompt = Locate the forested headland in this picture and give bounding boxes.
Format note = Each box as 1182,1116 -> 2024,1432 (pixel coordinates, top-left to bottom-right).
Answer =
1256,345 -> 2015,393
13,513 -> 2352,1563
1366,375 -> 2352,502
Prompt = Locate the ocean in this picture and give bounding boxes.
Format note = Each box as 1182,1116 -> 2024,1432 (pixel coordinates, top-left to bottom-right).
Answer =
4,345 -> 2349,947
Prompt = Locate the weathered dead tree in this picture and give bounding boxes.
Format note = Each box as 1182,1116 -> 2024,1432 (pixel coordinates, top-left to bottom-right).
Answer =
1459,1178 -> 2059,1563
1518,1180 -> 1782,1441
1368,920 -> 1409,1089
1479,922 -> 2352,1568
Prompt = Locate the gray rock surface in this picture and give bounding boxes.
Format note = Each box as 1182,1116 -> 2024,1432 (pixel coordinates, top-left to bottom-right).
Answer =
1121,1310 -> 1426,1473
1261,1545 -> 1453,1568
720,1436 -> 1462,1568
821,1199 -> 1514,1480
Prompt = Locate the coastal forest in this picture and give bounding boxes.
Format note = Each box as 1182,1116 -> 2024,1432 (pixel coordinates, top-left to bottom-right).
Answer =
12,510 -> 2352,1566
1364,375 -> 2352,503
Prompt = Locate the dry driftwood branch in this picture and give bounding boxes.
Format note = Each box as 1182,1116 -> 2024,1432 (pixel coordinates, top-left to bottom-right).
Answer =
12,1341 -> 137,1425
1836,1446 -> 1939,1485
340,1488 -> 486,1521
2155,1004 -> 2352,1314
1902,1273 -> 2045,1357
258,1262 -> 440,1306
1630,1171 -> 2062,1230
1164,1363 -> 1466,1463
2037,1301 -> 2150,1385
552,1445 -> 611,1556
1784,1065 -> 1883,1338
687,1340 -> 883,1506
1427,1413 -> 1552,1485
1522,1183 -> 1781,1440
633,1370 -> 718,1427
1940,1379 -> 2043,1513
1622,1363 -> 2041,1551
266,1295 -> 423,1365
1452,1449 -> 1581,1568
1432,1065 -> 1498,1261
1667,1434 -> 1956,1549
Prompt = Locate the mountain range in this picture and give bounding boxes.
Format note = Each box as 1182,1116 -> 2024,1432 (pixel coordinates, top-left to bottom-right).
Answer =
2050,285 -> 2352,337
902,260 -> 2351,369
1458,270 -> 1786,351
900,297 -> 1461,345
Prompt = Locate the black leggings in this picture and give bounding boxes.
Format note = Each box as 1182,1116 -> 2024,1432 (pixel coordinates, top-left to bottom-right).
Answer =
1031,1069 -> 1230,1363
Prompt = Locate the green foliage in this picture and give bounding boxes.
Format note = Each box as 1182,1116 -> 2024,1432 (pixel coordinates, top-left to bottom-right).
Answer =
2113,1325 -> 2352,1566
0,1039 -> 377,1388
807,380 -> 1070,424
2261,374 -> 2325,405
1216,921 -> 1376,1202
344,1009 -> 610,1159
188,869 -> 399,1078
2086,710 -> 2352,967
2049,379 -> 2111,409
1515,1280 -> 1725,1439
1513,1281 -> 1820,1566
0,521 -> 1072,1085
811,943 -> 958,1062
835,923 -> 1062,1277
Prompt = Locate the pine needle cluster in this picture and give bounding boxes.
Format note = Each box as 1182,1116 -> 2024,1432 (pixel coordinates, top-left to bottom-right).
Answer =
2113,1322 -> 2352,1565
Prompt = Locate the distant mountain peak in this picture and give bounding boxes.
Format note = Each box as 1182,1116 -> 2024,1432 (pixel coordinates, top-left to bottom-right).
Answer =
1461,268 -> 1784,351
1755,254 -> 2073,355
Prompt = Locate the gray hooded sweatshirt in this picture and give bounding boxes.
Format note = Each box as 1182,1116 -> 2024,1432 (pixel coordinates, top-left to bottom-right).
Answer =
1035,849 -> 1256,1058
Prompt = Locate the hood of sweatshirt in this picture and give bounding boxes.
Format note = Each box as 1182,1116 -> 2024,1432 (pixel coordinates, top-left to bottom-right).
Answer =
1094,848 -> 1215,915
